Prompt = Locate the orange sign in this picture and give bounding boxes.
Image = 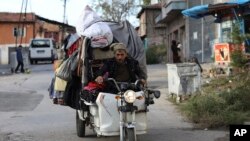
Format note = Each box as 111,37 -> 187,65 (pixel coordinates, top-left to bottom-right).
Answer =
214,43 -> 230,62
214,43 -> 245,66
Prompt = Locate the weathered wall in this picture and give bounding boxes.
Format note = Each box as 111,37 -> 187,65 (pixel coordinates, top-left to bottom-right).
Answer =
0,22 -> 34,45
165,14 -> 185,62
145,9 -> 165,46
187,0 -> 219,63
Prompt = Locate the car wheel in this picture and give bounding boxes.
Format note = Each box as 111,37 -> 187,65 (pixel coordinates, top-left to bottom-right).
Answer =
30,59 -> 34,65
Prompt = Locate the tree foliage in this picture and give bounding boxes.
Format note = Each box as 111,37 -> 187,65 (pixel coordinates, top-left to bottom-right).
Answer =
146,44 -> 167,64
230,22 -> 250,68
143,0 -> 151,5
91,0 -> 139,22
231,23 -> 246,44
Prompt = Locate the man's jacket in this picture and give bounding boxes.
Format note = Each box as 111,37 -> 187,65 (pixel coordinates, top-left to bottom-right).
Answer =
97,57 -> 145,82
16,47 -> 23,62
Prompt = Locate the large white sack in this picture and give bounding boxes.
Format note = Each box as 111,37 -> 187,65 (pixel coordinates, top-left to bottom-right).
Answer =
76,5 -> 102,35
76,5 -> 113,47
83,22 -> 113,47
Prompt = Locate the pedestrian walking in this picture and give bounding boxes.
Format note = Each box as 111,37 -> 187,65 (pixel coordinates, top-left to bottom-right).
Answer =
171,40 -> 181,63
15,45 -> 25,73
177,42 -> 182,62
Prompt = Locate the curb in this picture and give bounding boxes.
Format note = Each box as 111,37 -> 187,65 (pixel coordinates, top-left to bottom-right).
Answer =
0,71 -> 12,76
0,67 -> 13,76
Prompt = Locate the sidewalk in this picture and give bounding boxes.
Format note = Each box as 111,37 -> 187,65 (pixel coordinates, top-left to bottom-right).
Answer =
0,65 -> 12,76
200,62 -> 214,71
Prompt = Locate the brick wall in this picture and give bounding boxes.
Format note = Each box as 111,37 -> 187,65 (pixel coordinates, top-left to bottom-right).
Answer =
0,12 -> 75,64
0,22 -> 34,45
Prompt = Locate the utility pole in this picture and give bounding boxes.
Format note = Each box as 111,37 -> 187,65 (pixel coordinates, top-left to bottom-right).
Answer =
20,0 -> 28,45
63,0 -> 67,24
15,0 -> 24,47
201,0 -> 204,63
61,0 -> 67,46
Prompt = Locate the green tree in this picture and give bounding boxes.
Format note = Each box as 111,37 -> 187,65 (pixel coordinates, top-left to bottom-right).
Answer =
143,0 -> 151,5
230,22 -> 249,68
91,0 -> 139,22
146,44 -> 167,64
231,23 -> 245,44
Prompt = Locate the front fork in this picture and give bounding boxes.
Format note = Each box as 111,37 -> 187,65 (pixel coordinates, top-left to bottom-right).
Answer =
120,111 -> 136,141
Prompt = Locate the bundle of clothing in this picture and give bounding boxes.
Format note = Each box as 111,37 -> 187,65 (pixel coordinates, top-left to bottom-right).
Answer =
48,34 -> 82,107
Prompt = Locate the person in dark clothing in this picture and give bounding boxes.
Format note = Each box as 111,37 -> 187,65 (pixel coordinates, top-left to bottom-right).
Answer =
63,73 -> 82,109
95,43 -> 146,93
15,45 -> 25,73
171,40 -> 181,63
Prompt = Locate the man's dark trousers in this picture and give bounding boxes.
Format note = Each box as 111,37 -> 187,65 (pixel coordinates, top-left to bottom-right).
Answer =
15,61 -> 24,73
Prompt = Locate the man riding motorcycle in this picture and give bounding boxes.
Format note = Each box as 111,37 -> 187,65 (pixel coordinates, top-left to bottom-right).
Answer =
95,43 -> 146,92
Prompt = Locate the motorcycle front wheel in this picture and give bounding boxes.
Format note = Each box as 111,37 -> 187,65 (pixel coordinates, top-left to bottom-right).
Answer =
125,128 -> 136,141
76,111 -> 86,137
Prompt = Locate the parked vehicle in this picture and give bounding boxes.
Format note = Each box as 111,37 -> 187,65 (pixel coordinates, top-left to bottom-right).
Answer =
29,38 -> 58,64
76,78 -> 160,141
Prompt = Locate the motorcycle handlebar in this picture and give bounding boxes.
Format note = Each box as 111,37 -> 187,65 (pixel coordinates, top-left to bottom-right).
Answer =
107,78 -> 144,93
107,78 -> 121,92
107,78 -> 160,100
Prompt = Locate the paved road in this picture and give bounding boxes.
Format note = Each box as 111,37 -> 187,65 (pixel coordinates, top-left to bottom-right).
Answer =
0,63 -> 228,141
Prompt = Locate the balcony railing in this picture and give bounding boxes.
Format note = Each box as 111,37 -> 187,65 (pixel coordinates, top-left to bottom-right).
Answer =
162,0 -> 186,8
156,0 -> 186,23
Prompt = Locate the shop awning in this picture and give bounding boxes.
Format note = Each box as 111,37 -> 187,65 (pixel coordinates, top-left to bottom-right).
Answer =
182,0 -> 250,19
181,4 -> 209,19
229,0 -> 250,4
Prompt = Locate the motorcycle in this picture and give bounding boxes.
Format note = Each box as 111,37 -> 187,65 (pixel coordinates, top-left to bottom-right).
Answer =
76,78 -> 160,141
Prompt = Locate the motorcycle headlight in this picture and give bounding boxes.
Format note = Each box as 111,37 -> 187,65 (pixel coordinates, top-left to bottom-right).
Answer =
124,90 -> 136,103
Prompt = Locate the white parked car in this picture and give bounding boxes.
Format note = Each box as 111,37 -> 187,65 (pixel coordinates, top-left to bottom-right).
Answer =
29,38 -> 58,64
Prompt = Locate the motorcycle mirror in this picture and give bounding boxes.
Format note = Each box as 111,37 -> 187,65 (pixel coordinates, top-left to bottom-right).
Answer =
135,80 -> 144,90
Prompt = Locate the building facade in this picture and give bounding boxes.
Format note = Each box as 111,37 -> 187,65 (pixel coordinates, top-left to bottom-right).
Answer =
0,12 -> 75,64
186,0 -> 229,63
156,0 -> 186,62
152,0 -> 228,63
137,3 -> 166,48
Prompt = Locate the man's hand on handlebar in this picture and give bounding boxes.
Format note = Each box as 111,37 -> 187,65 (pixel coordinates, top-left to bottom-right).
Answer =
95,76 -> 104,84
140,79 -> 147,86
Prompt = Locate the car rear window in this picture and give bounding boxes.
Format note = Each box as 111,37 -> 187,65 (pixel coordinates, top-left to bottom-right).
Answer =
31,40 -> 50,48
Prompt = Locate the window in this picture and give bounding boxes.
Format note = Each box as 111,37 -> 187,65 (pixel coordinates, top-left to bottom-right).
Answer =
13,27 -> 26,37
52,40 -> 57,49
221,20 -> 232,43
31,39 -> 50,48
